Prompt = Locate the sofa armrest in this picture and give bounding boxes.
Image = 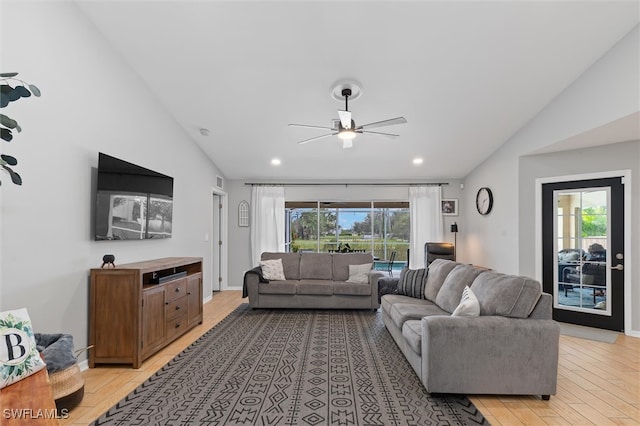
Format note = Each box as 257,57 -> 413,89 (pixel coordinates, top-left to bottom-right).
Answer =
368,270 -> 383,308
421,315 -> 559,395
377,276 -> 399,303
244,271 -> 260,304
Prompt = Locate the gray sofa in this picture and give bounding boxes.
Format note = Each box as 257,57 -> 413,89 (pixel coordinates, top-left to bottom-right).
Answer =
244,252 -> 383,309
382,259 -> 560,399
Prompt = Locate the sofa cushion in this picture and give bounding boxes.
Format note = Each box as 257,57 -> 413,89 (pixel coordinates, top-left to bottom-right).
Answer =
333,282 -> 371,296
451,285 -> 480,317
424,259 -> 458,302
258,281 -> 297,295
471,271 -> 542,318
259,259 -> 286,281
389,302 -> 449,330
435,264 -> 484,313
346,263 -> 373,283
397,268 -> 427,299
381,294 -> 428,313
261,252 -> 301,280
297,280 -> 334,295
300,253 -> 332,280
402,320 -> 422,355
332,253 -> 374,281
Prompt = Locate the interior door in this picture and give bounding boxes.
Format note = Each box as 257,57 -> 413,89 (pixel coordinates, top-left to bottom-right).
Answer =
212,193 -> 222,292
541,177 -> 624,331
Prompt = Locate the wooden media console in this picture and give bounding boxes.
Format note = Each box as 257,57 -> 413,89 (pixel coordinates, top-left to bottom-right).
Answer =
89,257 -> 203,368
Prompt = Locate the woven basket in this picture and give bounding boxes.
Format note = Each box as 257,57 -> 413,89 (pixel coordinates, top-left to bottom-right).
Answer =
49,363 -> 85,411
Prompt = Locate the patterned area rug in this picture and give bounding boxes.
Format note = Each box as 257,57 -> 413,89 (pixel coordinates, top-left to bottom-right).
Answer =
92,305 -> 487,425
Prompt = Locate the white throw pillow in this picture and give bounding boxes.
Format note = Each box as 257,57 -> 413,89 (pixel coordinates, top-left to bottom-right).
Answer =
347,263 -> 373,284
1,308 -> 47,389
451,285 -> 480,317
259,259 -> 286,281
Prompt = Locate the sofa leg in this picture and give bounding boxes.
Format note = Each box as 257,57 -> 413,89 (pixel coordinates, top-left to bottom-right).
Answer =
541,395 -> 550,401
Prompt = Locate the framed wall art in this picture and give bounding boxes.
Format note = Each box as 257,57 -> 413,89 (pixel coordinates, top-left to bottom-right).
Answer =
441,199 -> 459,216
238,200 -> 249,227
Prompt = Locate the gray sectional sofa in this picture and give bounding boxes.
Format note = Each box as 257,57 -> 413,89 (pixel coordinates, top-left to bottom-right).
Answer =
244,252 -> 383,309
382,259 -> 560,399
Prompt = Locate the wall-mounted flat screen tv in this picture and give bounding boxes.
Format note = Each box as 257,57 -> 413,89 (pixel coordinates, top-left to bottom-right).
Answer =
95,153 -> 173,241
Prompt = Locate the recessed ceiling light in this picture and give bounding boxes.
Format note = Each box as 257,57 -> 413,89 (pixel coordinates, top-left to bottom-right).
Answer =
271,158 -> 281,166
413,158 -> 423,165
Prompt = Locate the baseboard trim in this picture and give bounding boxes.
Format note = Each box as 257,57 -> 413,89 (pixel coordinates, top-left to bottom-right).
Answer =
78,359 -> 89,372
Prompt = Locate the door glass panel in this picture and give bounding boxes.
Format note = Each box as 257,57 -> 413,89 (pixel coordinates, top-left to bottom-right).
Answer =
554,188 -> 610,315
288,207 -> 318,252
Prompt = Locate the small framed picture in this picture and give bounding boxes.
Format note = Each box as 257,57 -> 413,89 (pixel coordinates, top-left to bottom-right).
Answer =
441,199 -> 458,216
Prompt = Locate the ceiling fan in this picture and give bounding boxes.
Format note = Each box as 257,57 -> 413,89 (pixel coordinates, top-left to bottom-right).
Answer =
289,88 -> 407,149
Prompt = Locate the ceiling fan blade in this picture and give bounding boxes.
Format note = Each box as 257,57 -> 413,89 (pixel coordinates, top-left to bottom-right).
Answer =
289,123 -> 336,131
337,110 -> 352,129
297,133 -> 338,145
357,117 -> 407,130
360,130 -> 400,139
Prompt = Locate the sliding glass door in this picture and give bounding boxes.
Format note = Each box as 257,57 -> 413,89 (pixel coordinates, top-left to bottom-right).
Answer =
285,201 -> 409,269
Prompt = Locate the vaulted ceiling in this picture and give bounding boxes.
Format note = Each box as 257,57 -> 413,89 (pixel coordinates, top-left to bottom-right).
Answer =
77,1 -> 639,180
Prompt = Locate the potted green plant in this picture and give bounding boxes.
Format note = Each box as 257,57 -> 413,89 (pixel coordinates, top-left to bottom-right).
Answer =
1,72 -> 41,186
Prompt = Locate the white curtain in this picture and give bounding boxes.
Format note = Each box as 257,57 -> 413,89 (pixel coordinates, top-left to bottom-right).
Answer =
409,186 -> 443,268
250,186 -> 285,265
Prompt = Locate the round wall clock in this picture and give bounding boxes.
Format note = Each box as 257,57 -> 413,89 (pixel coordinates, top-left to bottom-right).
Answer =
476,187 -> 493,215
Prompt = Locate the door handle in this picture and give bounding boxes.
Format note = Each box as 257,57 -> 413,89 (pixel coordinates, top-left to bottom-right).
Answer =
611,264 -> 624,271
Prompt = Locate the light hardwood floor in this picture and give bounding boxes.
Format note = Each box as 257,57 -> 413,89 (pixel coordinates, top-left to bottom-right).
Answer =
61,290 -> 639,426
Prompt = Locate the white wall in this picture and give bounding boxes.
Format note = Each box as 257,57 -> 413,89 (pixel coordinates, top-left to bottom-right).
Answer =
462,26 -> 639,332
519,141 -> 639,331
0,2 -> 224,359
226,180 -> 464,290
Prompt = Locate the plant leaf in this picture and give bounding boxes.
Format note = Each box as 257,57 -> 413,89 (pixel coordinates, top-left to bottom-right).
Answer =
1,128 -> 12,142
0,72 -> 18,78
0,114 -> 18,129
15,86 -> 31,98
7,88 -> 20,102
2,165 -> 22,185
28,84 -> 41,97
1,154 -> 17,165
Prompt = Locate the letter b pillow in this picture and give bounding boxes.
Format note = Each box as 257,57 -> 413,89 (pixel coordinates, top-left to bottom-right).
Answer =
0,308 -> 46,388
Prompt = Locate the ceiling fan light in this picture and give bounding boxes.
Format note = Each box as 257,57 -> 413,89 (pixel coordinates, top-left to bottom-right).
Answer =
338,129 -> 356,140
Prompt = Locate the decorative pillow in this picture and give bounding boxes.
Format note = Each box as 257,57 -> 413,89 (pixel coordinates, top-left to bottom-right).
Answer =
346,263 -> 373,283
258,259 -> 286,281
1,308 -> 47,389
451,286 -> 480,317
397,268 -> 428,299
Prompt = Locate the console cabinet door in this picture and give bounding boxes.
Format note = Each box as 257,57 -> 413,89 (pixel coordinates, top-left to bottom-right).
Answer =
187,273 -> 203,327
141,285 -> 166,357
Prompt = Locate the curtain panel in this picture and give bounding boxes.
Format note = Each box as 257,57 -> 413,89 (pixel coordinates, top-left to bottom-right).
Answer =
250,186 -> 285,265
409,186 -> 443,268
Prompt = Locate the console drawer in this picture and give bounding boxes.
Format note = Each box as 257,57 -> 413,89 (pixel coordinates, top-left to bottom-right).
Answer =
166,312 -> 188,341
165,278 -> 187,302
165,296 -> 186,320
